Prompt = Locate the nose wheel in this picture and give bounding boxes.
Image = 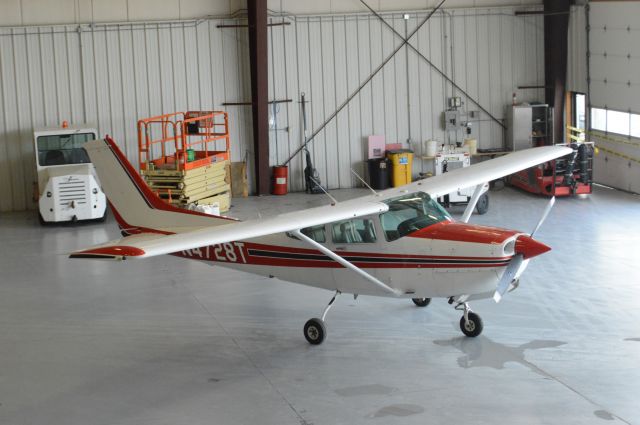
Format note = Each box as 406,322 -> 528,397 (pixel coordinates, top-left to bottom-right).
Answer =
460,311 -> 483,337
455,301 -> 483,337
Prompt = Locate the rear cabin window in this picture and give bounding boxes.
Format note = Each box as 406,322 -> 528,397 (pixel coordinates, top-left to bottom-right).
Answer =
379,192 -> 451,241
331,219 -> 377,244
300,225 -> 326,243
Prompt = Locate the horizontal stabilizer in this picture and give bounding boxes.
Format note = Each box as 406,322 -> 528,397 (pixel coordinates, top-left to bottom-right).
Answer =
70,233 -> 170,260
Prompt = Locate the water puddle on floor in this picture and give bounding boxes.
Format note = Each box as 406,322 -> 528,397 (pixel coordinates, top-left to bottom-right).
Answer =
594,409 -> 615,421
433,336 -> 566,375
433,337 -> 630,423
368,404 -> 424,418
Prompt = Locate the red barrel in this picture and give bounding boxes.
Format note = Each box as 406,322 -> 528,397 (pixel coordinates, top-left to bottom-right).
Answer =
272,165 -> 288,195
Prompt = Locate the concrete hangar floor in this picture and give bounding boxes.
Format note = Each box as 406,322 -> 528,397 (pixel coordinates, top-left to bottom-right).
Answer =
0,185 -> 638,425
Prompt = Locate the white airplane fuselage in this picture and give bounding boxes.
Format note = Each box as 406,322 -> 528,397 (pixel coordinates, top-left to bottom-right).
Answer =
170,219 -> 533,300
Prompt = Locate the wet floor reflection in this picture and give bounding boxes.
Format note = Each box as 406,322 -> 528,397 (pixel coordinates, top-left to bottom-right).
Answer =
433,336 -> 566,374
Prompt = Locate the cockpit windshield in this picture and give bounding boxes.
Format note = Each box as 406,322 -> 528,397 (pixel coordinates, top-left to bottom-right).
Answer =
379,192 -> 452,241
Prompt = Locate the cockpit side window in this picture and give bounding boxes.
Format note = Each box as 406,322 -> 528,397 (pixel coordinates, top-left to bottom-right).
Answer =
379,192 -> 451,241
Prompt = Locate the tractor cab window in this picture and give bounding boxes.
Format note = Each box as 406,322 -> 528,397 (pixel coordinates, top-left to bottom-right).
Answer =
331,219 -> 377,244
379,192 -> 451,241
37,133 -> 95,166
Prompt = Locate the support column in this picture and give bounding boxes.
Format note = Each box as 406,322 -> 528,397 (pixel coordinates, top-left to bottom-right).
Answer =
247,0 -> 270,195
544,0 -> 571,145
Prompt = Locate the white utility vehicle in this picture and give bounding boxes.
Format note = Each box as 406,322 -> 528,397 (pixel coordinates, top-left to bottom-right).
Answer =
34,124 -> 107,224
434,150 -> 489,214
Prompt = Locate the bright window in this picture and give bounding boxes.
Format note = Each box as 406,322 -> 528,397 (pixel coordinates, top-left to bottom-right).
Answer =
591,108 -> 606,131
575,93 -> 586,130
607,110 -> 630,135
631,114 -> 640,138
590,107 -> 640,138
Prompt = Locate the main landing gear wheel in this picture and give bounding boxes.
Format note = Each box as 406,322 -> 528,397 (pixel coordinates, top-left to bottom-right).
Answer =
460,311 -> 483,337
476,193 -> 489,215
304,318 -> 326,345
412,298 -> 431,307
304,290 -> 340,345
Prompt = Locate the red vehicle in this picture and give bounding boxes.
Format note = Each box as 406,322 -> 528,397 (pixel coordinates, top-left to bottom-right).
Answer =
508,142 -> 594,196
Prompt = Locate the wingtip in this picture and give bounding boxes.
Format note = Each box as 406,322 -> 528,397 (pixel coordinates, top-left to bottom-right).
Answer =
69,246 -> 146,259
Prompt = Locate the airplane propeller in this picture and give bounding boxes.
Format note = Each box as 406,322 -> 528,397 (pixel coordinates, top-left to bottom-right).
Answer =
493,196 -> 556,303
530,196 -> 556,238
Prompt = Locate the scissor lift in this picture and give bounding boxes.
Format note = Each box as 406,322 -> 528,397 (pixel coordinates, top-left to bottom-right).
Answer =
138,111 -> 231,212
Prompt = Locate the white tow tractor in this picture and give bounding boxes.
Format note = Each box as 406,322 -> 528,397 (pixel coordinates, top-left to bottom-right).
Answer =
34,123 -> 107,224
434,150 -> 490,214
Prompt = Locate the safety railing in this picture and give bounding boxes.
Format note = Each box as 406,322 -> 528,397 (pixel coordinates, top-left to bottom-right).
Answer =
138,111 -> 230,172
567,125 -> 587,143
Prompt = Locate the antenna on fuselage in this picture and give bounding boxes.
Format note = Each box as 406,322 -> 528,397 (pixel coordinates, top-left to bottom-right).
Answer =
308,176 -> 338,205
350,168 -> 378,196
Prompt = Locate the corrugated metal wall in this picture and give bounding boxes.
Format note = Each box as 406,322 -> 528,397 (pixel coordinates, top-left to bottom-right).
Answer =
268,7 -> 545,192
0,18 -> 252,212
0,6 -> 544,212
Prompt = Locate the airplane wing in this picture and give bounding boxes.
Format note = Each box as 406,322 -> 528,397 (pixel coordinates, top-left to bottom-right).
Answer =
70,145 -> 571,260
401,145 -> 573,198
70,198 -> 389,259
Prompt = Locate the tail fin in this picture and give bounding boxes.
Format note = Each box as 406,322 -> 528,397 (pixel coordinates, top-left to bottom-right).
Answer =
86,136 -> 235,233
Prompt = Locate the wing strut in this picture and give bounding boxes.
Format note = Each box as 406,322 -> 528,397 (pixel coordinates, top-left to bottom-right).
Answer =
460,183 -> 487,223
292,230 -> 402,297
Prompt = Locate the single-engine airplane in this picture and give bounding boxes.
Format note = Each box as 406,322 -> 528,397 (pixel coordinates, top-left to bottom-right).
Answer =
70,137 -> 572,344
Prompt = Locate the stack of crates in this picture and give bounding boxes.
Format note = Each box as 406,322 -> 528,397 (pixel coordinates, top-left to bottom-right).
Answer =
138,111 -> 232,212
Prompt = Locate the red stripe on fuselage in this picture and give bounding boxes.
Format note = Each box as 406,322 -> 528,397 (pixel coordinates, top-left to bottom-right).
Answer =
172,241 -> 511,269
243,242 -> 510,261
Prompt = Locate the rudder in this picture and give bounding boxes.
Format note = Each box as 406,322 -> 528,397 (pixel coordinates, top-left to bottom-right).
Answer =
85,136 -> 235,233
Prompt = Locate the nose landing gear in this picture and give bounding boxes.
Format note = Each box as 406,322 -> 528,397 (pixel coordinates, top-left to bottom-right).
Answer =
454,301 -> 483,337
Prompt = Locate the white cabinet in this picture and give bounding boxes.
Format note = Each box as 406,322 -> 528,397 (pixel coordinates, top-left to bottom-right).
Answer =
506,104 -> 552,151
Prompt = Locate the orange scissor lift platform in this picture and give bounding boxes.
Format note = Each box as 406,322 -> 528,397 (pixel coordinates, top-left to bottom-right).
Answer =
138,111 -> 231,212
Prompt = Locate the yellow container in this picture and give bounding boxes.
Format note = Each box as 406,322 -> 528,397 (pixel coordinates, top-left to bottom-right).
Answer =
387,149 -> 413,187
